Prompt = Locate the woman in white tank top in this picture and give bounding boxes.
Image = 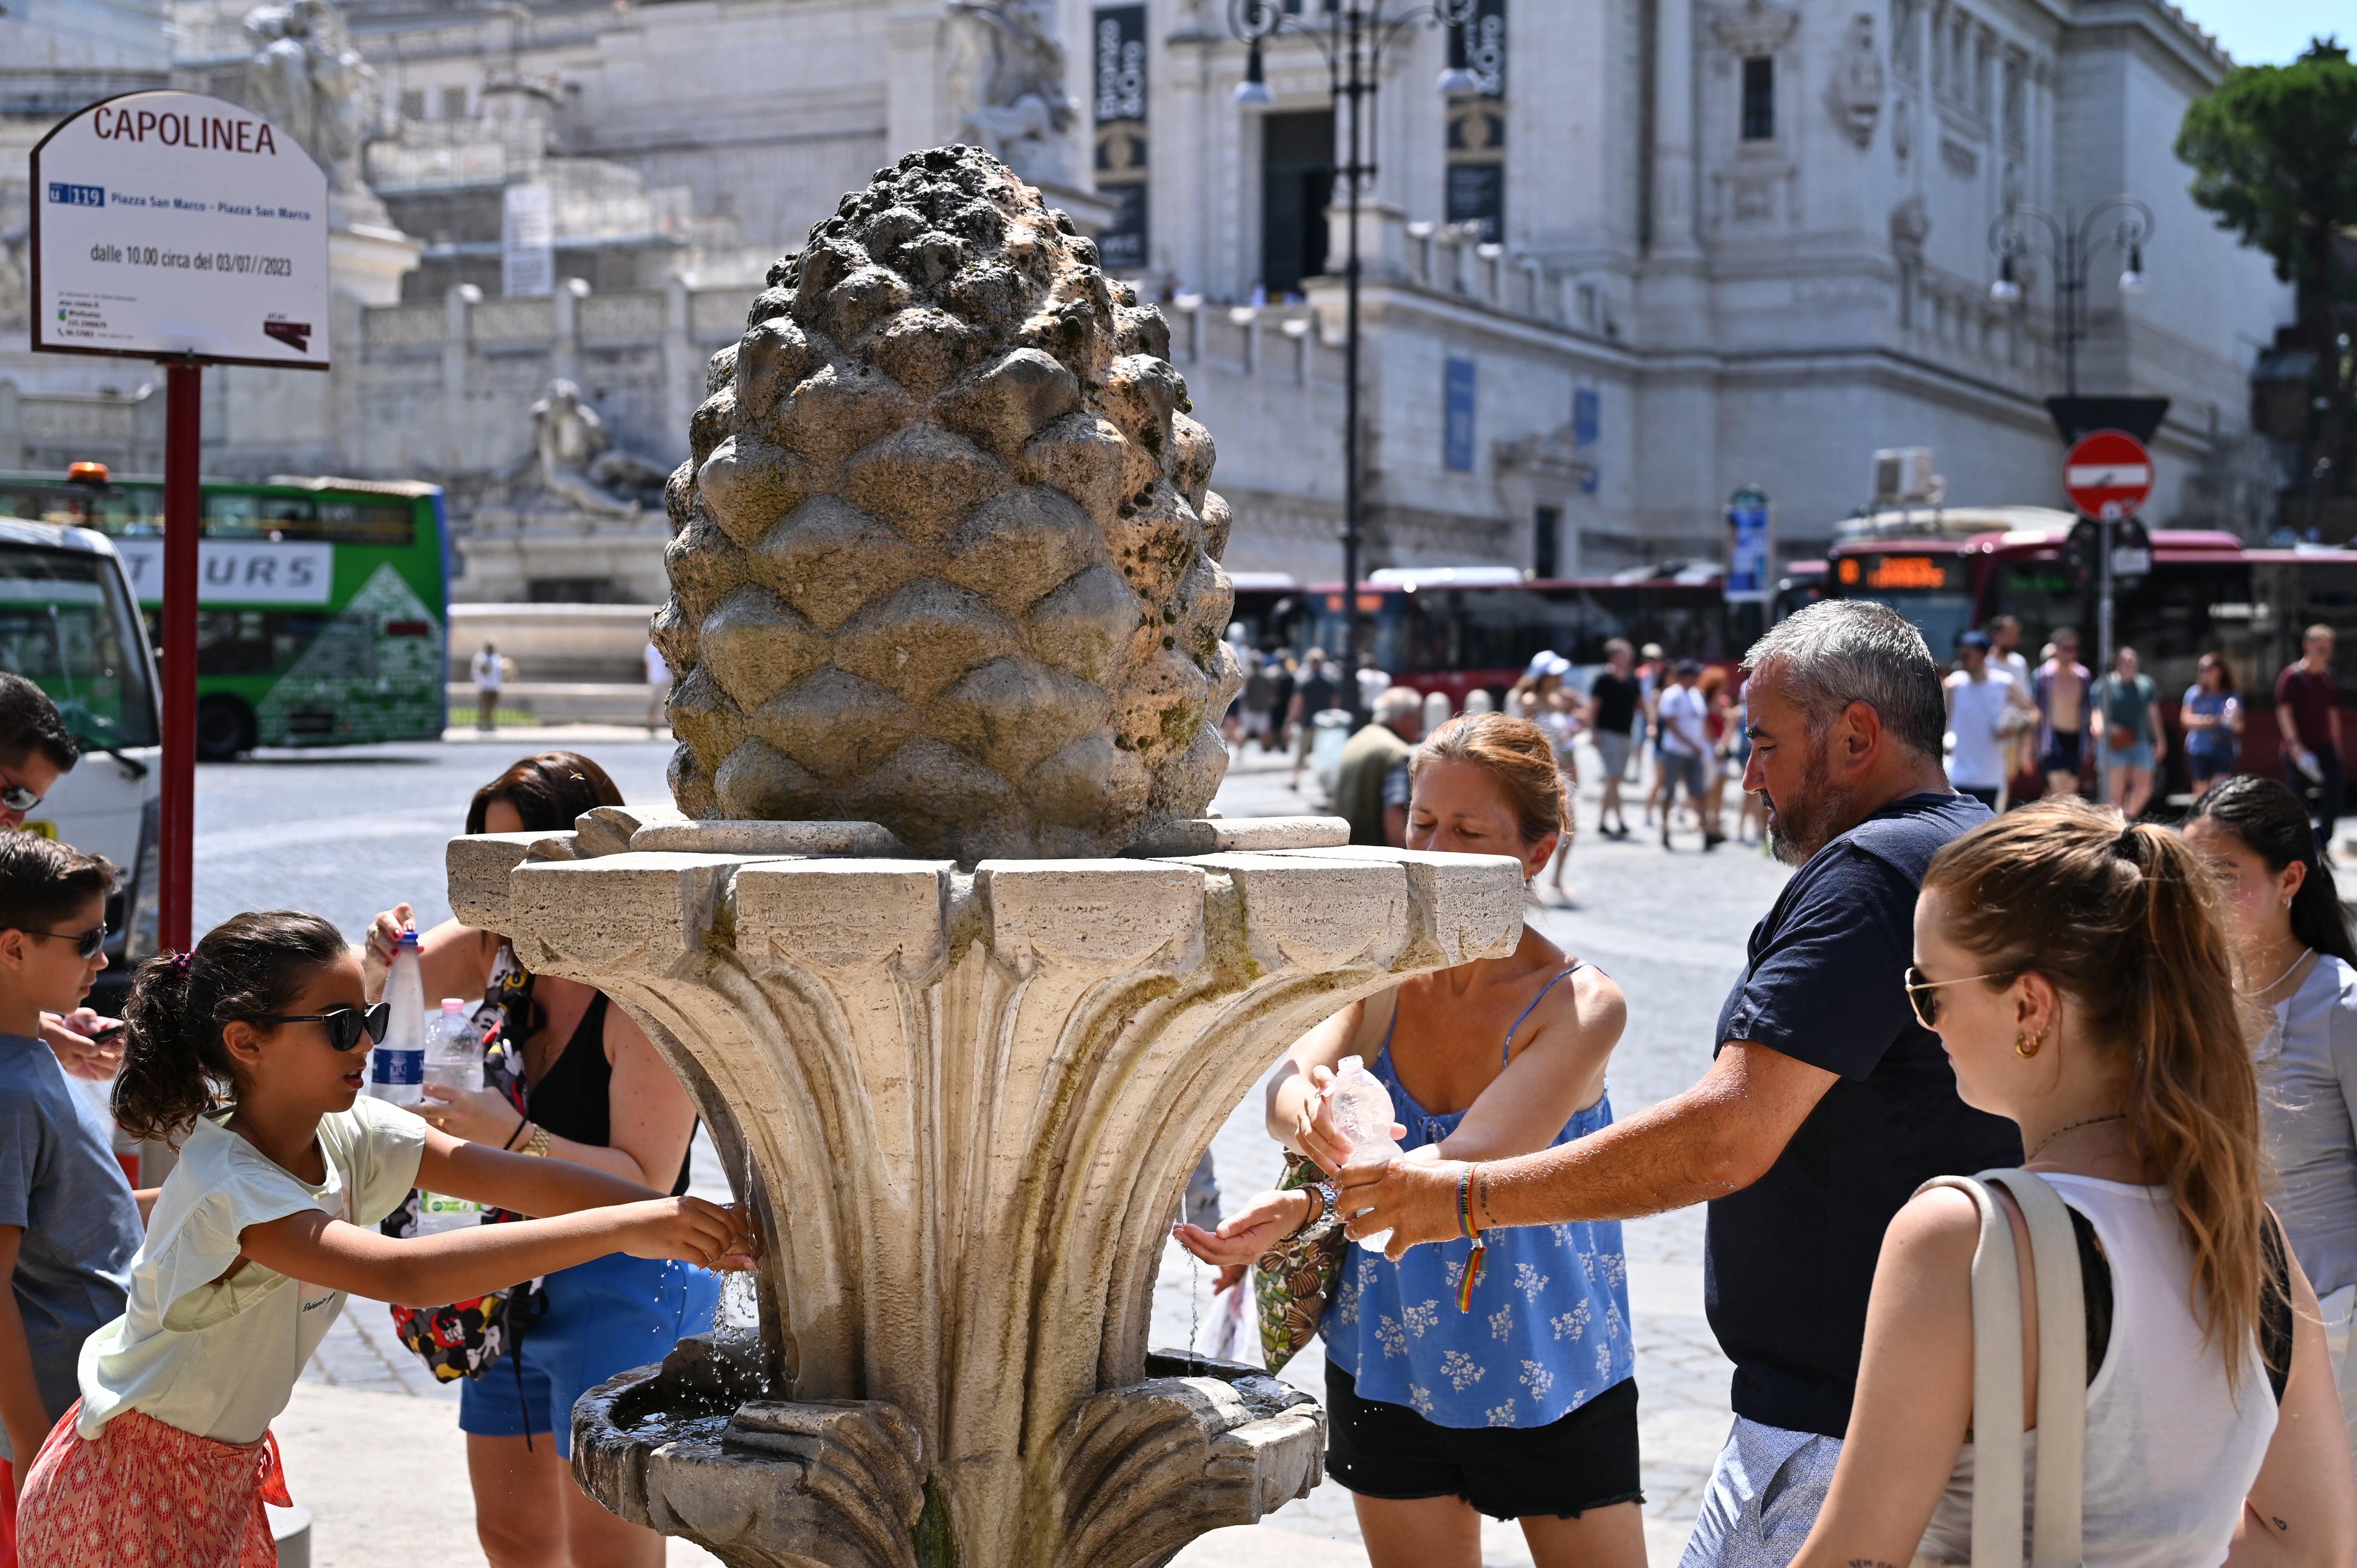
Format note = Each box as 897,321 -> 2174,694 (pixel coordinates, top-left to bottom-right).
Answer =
1786,801 -> 2356,1568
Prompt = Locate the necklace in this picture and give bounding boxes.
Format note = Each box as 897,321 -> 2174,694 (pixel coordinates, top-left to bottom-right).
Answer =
2241,945 -> 2313,998
2028,1113 -> 2126,1163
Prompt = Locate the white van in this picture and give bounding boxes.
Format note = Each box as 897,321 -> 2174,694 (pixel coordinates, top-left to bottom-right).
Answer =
0,518 -> 163,1008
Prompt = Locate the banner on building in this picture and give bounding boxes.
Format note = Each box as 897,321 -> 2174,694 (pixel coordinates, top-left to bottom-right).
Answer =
1726,486 -> 1774,604
502,183 -> 554,298
1445,358 -> 1478,472
1093,4 -> 1149,273
1445,0 -> 1507,242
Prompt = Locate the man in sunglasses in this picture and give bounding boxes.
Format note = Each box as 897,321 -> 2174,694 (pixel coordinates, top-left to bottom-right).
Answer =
0,672 -> 130,1083
1338,601 -> 2022,1568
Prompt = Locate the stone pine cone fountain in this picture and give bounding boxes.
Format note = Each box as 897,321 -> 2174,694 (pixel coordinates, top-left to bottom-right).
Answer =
654,144 -> 1243,860
440,149 -> 1532,1568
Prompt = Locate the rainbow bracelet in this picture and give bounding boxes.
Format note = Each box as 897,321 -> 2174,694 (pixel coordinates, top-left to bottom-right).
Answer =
1454,1165 -> 1488,1312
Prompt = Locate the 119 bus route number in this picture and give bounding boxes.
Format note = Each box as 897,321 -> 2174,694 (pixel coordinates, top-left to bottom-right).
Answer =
89,242 -> 291,276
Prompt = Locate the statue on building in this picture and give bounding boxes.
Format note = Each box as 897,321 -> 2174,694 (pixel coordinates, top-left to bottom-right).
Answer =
943,0 -> 1074,185
1825,13 -> 1884,149
243,0 -> 383,193
530,380 -> 670,516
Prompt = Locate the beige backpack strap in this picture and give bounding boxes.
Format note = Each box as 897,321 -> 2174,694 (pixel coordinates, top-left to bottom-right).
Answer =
1985,1170 -> 2087,1568
1918,1176 -> 2026,1568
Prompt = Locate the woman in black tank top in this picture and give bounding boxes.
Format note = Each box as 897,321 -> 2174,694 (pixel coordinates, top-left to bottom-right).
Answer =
362,751 -> 712,1568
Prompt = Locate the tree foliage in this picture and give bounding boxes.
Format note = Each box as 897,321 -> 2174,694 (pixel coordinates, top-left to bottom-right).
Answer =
2176,38 -> 2357,292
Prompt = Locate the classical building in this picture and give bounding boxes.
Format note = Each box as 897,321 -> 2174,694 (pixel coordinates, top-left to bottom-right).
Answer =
0,0 -> 2294,601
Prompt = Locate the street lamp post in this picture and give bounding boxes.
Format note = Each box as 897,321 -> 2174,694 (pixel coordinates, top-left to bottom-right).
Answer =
1230,0 -> 1478,718
1987,196 -> 2154,805
1986,196 -> 2155,400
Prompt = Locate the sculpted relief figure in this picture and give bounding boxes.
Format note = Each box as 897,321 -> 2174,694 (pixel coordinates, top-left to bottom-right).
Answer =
530,380 -> 670,517
243,0 -> 383,192
1826,12 -> 1885,148
943,0 -> 1075,184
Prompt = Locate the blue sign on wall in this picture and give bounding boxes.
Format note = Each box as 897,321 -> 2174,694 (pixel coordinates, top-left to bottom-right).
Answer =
1726,486 -> 1773,604
1573,387 -> 1599,445
1444,357 -> 1476,471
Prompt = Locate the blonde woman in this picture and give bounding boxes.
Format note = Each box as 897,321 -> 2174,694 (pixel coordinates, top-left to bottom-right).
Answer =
1789,801 -> 2355,1568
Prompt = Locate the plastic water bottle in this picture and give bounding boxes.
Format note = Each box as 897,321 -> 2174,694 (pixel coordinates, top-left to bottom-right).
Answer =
424,998 -> 478,1090
369,928 -> 426,1106
1324,1055 -> 1404,1253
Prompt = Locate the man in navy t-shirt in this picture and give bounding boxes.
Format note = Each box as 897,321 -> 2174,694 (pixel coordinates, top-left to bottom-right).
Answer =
1338,599 -> 2019,1568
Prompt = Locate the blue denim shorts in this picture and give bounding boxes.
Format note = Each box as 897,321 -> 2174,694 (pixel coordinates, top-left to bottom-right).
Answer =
458,1251 -> 719,1458
2104,740 -> 2154,773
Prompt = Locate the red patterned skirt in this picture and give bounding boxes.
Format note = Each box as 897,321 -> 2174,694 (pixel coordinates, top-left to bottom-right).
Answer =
14,1403 -> 289,1568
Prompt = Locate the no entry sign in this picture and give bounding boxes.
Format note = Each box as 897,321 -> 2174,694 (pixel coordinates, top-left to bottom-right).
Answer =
30,90 -> 329,368
2063,429 -> 2153,521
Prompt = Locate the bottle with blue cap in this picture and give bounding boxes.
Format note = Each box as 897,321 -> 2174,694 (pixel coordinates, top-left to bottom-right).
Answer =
368,926 -> 426,1106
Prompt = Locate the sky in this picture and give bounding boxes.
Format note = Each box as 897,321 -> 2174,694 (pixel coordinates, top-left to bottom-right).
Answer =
2178,0 -> 2347,65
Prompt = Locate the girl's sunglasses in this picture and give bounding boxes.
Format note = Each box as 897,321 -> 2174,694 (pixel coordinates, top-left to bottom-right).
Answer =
27,922 -> 108,960
1902,965 -> 2009,1029
256,1002 -> 392,1053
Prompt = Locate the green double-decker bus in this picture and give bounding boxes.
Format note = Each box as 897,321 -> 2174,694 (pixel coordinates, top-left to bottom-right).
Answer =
0,467 -> 449,758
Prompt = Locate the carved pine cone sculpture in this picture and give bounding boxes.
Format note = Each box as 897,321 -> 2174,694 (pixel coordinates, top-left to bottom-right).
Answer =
654,146 -> 1243,860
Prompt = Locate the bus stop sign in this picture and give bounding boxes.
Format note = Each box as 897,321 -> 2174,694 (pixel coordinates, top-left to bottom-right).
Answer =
2063,429 -> 2153,521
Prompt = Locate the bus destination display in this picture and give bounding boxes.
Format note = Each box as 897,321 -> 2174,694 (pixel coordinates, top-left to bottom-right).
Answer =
30,91 -> 329,368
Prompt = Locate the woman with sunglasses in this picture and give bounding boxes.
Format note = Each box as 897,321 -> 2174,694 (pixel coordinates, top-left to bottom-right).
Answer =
359,751 -> 715,1568
12,910 -> 755,1568
1782,800 -> 2354,1568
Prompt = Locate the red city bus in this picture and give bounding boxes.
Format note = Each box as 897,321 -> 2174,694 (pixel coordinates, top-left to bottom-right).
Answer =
1823,507 -> 2357,796
1231,568 -> 1757,705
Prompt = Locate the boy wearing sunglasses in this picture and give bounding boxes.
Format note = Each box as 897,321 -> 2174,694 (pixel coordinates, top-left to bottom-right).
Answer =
0,833 -> 147,1536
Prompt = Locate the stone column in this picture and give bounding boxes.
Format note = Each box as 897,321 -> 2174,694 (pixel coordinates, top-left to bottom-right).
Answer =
663,274 -> 697,467
443,283 -> 480,473
553,276 -> 589,386
1651,0 -> 1701,260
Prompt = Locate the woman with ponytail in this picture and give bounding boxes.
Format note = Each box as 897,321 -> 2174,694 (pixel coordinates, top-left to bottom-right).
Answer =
13,912 -> 757,1568
2186,774 -> 2357,1463
1787,800 -> 2354,1568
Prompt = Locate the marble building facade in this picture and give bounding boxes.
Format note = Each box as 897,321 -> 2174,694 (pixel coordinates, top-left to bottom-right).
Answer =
0,0 -> 2295,598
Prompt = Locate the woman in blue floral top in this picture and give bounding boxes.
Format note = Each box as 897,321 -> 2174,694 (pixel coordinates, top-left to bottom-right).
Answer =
1180,713 -> 1642,1568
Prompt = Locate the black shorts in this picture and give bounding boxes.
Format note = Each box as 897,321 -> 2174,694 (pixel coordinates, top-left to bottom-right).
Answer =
2041,728 -> 2083,776
1324,1362 -> 1643,1521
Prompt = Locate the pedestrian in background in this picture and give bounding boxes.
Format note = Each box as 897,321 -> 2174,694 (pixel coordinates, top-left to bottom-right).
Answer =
1785,801 -> 2353,1568
0,837 -> 142,1555
2033,628 -> 2090,799
1655,662 -> 1718,850
1337,687 -> 1423,847
1942,630 -> 2014,811
362,753 -> 720,1568
1181,714 -> 1642,1568
2180,651 -> 2244,797
1586,639 -> 1642,839
1986,615 -> 2037,791
1266,654 -> 1297,754
642,639 -> 670,737
2186,775 -> 2357,1465
2095,646 -> 2164,820
1639,644 -> 1667,828
1288,649 -> 1337,791
2278,625 -> 2343,852
1697,666 -> 1733,845
1337,600 -> 2020,1568
471,640 -> 505,733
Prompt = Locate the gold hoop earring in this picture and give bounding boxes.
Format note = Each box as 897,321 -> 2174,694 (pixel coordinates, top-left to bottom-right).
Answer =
2015,1029 -> 2043,1059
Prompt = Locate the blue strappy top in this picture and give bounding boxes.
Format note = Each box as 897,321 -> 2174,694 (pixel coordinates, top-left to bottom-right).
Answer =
1326,964 -> 1633,1429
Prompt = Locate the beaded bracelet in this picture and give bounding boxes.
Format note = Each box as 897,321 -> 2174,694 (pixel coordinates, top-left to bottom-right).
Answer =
1454,1164 -> 1488,1312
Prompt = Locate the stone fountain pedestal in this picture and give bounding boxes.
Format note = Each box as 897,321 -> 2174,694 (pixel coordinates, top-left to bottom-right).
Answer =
447,808 -> 1526,1568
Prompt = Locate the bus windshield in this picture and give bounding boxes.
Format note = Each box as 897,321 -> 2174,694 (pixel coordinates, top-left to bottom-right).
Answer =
0,546 -> 158,750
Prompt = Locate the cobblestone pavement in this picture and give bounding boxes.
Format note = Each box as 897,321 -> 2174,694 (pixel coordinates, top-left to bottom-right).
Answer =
195,728 -> 1780,1565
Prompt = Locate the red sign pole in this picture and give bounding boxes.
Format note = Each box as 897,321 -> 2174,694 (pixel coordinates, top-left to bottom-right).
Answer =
159,360 -> 200,956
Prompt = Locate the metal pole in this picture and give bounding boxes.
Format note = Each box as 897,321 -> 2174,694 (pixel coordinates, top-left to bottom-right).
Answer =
1340,5 -> 1365,722
2095,516 -> 2114,810
160,360 -> 200,955
2061,218 -> 2080,399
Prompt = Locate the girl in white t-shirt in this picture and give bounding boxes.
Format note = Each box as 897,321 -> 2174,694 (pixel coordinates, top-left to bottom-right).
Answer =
13,910 -> 755,1568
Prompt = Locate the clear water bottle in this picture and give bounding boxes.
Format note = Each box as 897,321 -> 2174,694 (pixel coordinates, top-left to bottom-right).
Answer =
369,927 -> 425,1107
424,998 -> 478,1090
1324,1055 -> 1404,1253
